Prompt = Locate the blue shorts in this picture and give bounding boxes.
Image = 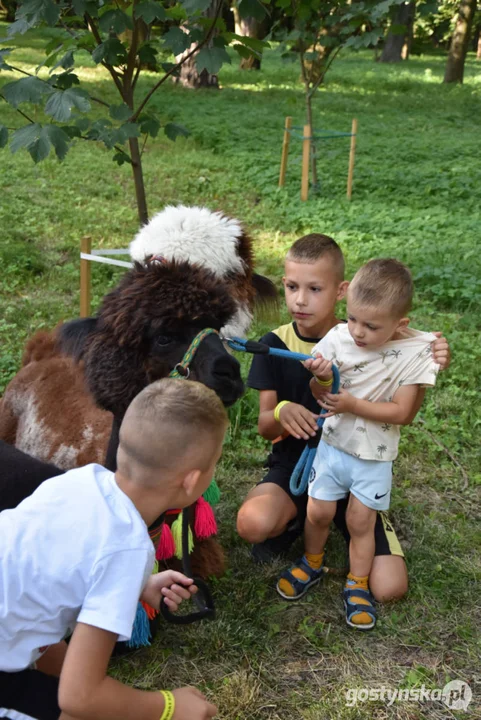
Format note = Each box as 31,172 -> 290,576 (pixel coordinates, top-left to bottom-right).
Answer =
309,441 -> 393,511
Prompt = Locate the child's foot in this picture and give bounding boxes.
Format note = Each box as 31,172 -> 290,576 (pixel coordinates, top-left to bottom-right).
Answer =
343,574 -> 377,630
251,520 -> 302,564
276,553 -> 324,600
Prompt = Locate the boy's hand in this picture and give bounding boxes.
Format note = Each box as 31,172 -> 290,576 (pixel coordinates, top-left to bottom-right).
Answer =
278,401 -> 319,440
317,389 -> 356,417
303,354 -> 333,380
432,332 -> 451,370
173,687 -> 217,719
141,571 -> 197,611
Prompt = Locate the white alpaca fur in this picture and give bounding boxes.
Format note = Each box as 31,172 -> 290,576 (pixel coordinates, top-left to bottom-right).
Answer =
130,205 -> 246,276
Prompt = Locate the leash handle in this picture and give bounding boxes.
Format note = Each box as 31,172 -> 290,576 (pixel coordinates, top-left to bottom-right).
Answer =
160,506 -> 216,625
225,337 -> 312,363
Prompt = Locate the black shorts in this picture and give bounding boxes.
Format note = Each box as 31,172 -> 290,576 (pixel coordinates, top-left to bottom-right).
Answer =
258,457 -> 404,558
0,669 -> 60,720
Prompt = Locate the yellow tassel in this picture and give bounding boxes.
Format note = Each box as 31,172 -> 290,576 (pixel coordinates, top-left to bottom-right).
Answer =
152,559 -> 159,574
171,511 -> 195,559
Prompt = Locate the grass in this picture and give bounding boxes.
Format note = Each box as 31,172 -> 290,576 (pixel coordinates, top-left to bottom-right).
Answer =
1,23 -> 481,718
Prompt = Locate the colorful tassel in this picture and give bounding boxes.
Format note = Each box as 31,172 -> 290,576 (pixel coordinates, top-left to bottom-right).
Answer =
194,496 -> 218,540
155,522 -> 175,561
141,600 -> 157,621
127,602 -> 151,648
203,478 -> 221,506
171,512 -> 194,560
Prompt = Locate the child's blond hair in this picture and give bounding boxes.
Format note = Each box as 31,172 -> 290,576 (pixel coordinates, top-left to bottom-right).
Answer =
349,259 -> 413,317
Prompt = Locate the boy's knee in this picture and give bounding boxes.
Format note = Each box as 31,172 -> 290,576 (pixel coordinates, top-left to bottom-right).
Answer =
369,556 -> 408,602
346,504 -> 376,537
236,505 -> 279,544
307,498 -> 336,527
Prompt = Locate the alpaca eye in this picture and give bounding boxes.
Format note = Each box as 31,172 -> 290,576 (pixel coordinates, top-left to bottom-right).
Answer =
155,335 -> 172,347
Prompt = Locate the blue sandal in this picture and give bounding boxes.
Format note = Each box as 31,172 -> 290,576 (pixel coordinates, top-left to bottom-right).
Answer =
276,556 -> 324,601
343,586 -> 377,630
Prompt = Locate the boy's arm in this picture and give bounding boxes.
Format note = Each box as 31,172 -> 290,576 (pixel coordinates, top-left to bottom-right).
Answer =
59,623 -> 217,720
318,384 -> 422,426
258,389 -> 319,441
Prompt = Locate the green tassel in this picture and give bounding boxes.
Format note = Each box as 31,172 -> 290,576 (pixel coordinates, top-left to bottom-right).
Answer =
152,559 -> 159,574
203,478 -> 221,506
171,513 -> 183,560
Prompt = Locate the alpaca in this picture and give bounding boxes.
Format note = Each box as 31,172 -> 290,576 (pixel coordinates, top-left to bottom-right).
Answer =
0,206 -> 276,582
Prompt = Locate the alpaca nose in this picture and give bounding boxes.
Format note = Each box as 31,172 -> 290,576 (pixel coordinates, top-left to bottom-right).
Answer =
211,353 -> 241,380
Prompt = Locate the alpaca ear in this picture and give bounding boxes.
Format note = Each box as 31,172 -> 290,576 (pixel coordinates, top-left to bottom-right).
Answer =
57,317 -> 98,362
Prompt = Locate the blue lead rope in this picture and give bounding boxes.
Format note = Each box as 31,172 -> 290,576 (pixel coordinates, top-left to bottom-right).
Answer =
225,336 -> 340,495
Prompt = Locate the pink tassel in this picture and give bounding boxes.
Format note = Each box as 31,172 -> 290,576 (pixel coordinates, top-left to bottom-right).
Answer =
156,522 -> 175,560
194,497 -> 218,540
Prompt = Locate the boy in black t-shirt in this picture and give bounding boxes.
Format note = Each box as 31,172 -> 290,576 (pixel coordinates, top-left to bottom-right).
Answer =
236,234 -> 450,603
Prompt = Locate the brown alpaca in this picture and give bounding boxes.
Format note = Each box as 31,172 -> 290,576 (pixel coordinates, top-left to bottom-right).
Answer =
0,207 -> 277,584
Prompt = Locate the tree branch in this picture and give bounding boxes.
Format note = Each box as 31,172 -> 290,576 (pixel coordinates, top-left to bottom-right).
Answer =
7,64 -> 110,108
85,12 -> 126,99
131,0 -> 223,122
309,44 -> 341,98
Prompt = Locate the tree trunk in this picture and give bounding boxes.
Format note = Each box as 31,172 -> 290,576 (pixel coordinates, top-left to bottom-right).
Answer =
128,137 -> 148,225
477,28 -> 481,58
444,0 -> 477,82
232,4 -> 261,70
305,89 -> 317,189
380,2 -> 416,63
174,0 -> 221,89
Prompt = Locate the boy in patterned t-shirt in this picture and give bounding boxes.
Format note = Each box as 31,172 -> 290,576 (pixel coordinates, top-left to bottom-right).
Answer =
277,259 -> 439,631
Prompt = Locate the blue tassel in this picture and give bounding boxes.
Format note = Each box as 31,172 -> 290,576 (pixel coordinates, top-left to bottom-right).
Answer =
127,602 -> 151,648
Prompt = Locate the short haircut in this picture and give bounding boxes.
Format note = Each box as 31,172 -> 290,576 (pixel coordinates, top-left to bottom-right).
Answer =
349,259 -> 413,317
286,233 -> 345,281
119,378 -> 228,478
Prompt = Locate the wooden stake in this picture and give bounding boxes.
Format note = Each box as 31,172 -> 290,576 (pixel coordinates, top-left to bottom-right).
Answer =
278,116 -> 292,188
301,124 -> 311,202
347,118 -> 357,201
80,236 -> 92,318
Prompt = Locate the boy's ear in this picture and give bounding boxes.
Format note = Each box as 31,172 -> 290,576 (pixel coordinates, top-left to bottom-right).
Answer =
337,281 -> 349,301
396,317 -> 410,332
180,468 -> 202,499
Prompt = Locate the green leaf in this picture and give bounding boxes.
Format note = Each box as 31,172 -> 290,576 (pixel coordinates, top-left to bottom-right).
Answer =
63,125 -> 82,139
238,0 -> 268,21
0,125 -> 8,148
99,9 -> 133,34
138,43 -> 158,66
10,123 -> 49,161
139,114 -> 160,136
0,48 -> 14,71
164,122 -> 190,141
113,150 -> 131,165
180,0 -> 212,13
196,46 -> 230,75
72,0 -> 86,14
44,88 -> 91,122
53,72 -> 80,90
44,125 -> 70,160
109,103 -> 132,121
118,122 -> 141,139
75,116 -> 91,132
163,27 -> 191,55
8,0 -> 59,35
92,38 -> 128,65
2,76 -> 53,108
134,1 -> 166,24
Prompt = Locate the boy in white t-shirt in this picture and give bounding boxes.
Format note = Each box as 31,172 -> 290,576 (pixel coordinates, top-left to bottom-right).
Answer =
276,259 -> 439,631
0,378 -> 226,720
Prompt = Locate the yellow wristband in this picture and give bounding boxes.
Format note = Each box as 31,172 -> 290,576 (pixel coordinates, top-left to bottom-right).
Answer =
159,690 -> 175,720
274,400 -> 291,422
315,375 -> 333,387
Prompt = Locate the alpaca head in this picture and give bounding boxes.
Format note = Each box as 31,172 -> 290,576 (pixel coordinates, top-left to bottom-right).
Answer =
59,260 -> 244,418
129,205 -> 276,337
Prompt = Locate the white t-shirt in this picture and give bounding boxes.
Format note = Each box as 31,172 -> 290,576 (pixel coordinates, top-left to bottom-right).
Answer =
0,464 -> 155,671
312,325 -> 439,461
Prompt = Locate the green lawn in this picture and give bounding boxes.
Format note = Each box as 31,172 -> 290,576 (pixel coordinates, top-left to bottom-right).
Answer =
1,24 -> 480,718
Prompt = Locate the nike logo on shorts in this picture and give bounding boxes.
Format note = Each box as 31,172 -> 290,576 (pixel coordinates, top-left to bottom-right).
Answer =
375,491 -> 389,500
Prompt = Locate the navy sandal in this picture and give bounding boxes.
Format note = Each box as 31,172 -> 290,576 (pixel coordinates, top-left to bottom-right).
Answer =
343,586 -> 377,630
276,556 -> 324,601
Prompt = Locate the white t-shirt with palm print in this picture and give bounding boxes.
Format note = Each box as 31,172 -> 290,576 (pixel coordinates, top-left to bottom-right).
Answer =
311,324 -> 439,461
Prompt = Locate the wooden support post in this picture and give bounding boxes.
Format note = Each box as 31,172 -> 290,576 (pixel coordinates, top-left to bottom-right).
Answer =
80,236 -> 92,318
301,124 -> 311,202
347,118 -> 357,201
278,116 -> 292,188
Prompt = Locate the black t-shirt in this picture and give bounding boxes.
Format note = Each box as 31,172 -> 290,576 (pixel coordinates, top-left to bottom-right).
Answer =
247,322 -> 322,468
